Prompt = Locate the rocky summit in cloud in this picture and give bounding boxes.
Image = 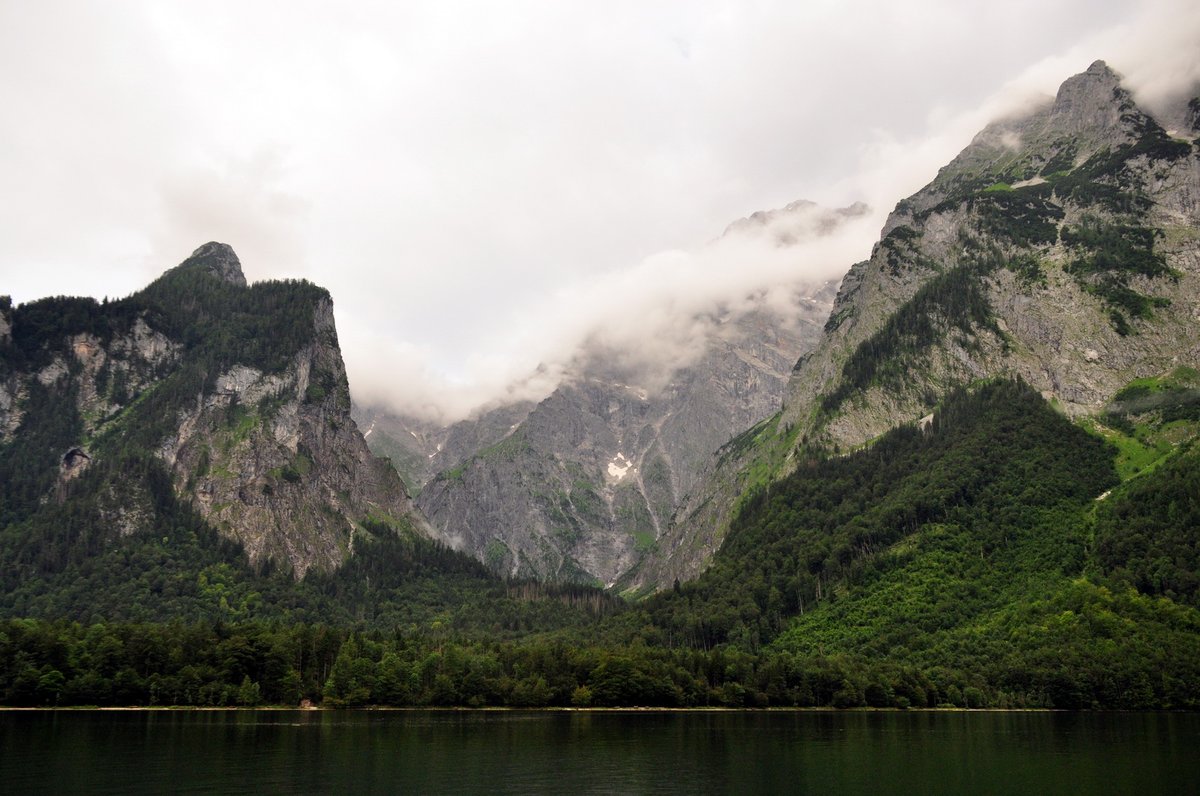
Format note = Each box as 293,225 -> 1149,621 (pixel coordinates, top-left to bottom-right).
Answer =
4,2 -> 1199,427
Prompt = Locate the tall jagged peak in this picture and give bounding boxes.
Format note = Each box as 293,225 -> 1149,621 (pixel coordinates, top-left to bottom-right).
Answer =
901,60 -> 1150,221
170,242 -> 247,287
1048,59 -> 1130,135
783,56 -> 1199,448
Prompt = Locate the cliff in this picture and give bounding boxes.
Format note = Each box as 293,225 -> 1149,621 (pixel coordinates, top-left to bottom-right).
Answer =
653,61 -> 1200,591
0,243 -> 424,578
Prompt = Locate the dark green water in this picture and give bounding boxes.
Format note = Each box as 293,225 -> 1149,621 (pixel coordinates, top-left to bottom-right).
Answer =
2,710 -> 1197,794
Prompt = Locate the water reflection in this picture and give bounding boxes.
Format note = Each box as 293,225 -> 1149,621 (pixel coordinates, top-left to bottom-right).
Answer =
2,710 -> 1197,795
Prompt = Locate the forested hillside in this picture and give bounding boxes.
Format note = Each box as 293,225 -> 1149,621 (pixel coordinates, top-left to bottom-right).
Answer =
0,243 -> 426,581
1,62 -> 1199,711
662,62 -> 1200,587
4,379 -> 1197,709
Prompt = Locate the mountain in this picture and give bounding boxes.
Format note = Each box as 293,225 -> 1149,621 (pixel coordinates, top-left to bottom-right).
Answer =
617,377 -> 1200,709
359,201 -> 864,585
0,243 -> 425,583
652,61 -> 1200,591
783,60 -> 1199,447
418,299 -> 834,586
3,61 -> 1200,712
354,399 -> 537,494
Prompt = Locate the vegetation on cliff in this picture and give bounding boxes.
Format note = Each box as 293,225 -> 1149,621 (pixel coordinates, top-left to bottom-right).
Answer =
3,379 -> 1198,710
2,63 -> 1199,710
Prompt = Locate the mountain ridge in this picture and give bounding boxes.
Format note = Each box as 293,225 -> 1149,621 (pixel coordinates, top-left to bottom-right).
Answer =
647,60 -> 1200,592
2,59 -> 1200,713
0,243 -> 426,579
359,201 -> 865,584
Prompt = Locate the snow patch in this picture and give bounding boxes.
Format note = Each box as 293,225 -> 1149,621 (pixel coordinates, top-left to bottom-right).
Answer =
613,382 -> 648,401
607,452 -> 634,480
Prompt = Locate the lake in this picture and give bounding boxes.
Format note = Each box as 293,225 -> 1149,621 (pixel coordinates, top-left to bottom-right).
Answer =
2,709 -> 1197,794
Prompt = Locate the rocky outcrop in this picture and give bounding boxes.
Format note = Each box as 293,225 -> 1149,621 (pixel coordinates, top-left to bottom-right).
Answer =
0,297 -> 11,345
53,446 -> 93,504
163,296 -> 422,576
170,241 -> 248,287
0,245 -> 425,577
378,200 -> 862,585
413,279 -> 838,585
0,296 -> 22,438
781,61 -> 1199,447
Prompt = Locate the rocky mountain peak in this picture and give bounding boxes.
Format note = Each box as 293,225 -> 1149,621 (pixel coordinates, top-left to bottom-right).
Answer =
0,244 -> 425,580
171,242 -> 247,287
661,59 -> 1200,594
789,59 -> 1198,448
408,197 -> 853,585
1047,59 -> 1129,136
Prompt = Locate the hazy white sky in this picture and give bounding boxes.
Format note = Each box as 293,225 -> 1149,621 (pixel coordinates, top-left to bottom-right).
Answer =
2,1 -> 1197,420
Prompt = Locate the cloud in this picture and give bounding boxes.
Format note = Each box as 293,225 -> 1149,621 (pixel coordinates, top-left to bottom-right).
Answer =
340,318 -> 572,425
152,149 -> 311,281
1102,0 -> 1200,115
2,1 -> 1198,423
350,200 -> 880,421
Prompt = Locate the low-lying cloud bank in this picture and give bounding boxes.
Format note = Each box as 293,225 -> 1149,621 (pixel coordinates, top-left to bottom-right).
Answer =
2,3 -> 1197,426
345,200 -> 881,422
345,0 -> 1200,424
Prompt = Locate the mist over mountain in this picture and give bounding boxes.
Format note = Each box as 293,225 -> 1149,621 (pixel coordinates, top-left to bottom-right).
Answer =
347,57 -> 1200,594
330,4 -> 1200,427
350,200 -> 880,425
355,202 -> 865,583
650,59 -> 1200,592
2,52 -> 1200,716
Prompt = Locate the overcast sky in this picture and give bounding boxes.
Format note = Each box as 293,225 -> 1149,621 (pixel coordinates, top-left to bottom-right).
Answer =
2,1 -> 1198,421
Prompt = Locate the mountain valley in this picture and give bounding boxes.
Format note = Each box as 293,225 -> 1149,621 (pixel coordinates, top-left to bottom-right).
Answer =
1,60 -> 1198,710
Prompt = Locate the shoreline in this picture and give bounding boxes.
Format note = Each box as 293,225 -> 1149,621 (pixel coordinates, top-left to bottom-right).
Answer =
0,705 -> 1177,713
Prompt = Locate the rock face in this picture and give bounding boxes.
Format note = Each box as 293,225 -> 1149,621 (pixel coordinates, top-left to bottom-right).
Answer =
171,241 -> 249,287
162,295 -> 423,576
361,201 -> 864,585
354,400 -> 536,494
782,61 -> 1200,447
662,61 -> 1200,592
0,298 -> 19,438
412,297 -> 835,585
0,297 -> 12,344
0,245 -> 423,577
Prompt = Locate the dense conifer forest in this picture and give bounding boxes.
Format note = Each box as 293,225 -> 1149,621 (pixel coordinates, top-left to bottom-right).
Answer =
3,379 -> 1197,709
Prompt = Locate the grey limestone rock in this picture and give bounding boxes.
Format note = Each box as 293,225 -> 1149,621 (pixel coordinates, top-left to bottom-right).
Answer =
657,60 -> 1200,593
172,241 -> 248,287
411,277 -> 840,585
1,246 -> 425,578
